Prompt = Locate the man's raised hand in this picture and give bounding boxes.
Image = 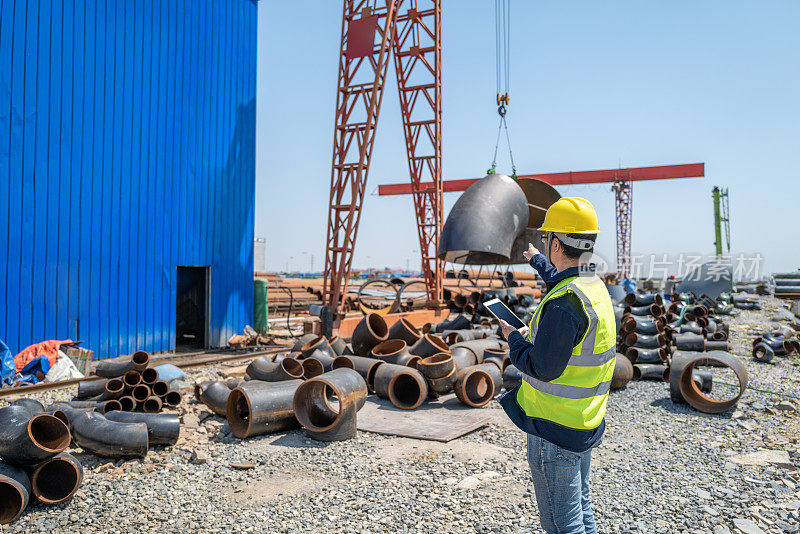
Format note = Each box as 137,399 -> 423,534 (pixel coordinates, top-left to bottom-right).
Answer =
522,243 -> 539,261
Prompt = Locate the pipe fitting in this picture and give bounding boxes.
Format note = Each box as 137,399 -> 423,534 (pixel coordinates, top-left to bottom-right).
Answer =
76,379 -> 108,399
387,318 -> 422,346
502,364 -> 522,391
293,368 -> 367,441
611,355 -> 633,390
373,363 -> 428,410
0,461 -> 30,525
299,336 -> 336,360
0,406 -> 71,465
409,334 -> 450,358
71,412 -> 149,458
95,351 -> 149,378
105,412 -> 181,446
370,340 -> 414,366
301,358 -> 324,379
669,351 -> 747,413
199,381 -> 233,416
453,365 -> 496,408
247,356 -> 304,382
482,348 -> 510,371
30,452 -> 83,504
428,368 -> 457,395
417,353 -> 455,380
632,364 -> 668,381
351,313 -> 389,357
226,380 -> 303,439
331,355 -> 384,393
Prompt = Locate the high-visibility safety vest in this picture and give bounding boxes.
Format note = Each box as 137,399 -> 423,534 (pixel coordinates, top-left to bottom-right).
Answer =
516,273 -> 617,430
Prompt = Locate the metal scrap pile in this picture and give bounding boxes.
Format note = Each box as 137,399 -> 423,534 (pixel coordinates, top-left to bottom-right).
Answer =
197,312 -> 521,443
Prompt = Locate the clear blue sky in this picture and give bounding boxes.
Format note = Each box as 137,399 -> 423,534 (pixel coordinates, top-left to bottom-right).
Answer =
255,1 -> 800,277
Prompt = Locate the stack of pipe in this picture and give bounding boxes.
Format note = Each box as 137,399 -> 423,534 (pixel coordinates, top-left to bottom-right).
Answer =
79,351 -> 183,413
772,272 -> 800,297
751,324 -> 800,363
618,293 -> 671,376
0,401 -> 82,524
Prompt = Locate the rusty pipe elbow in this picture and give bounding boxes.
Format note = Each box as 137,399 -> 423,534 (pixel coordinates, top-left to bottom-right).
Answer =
387,318 -> 422,346
247,356 -> 304,382
94,351 -> 150,378
351,313 -> 389,357
199,381 -> 233,416
332,355 -> 384,393
30,452 -> 83,504
0,406 -> 71,466
371,340 -> 414,366
76,379 -> 108,399
293,368 -> 367,441
453,365 -> 496,408
70,412 -> 148,458
0,461 -> 31,525
417,353 -> 456,380
299,336 -> 336,360
409,334 -> 450,358
104,412 -> 180,446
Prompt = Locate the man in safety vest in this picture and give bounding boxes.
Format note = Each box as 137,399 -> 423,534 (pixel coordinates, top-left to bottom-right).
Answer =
497,197 -> 615,534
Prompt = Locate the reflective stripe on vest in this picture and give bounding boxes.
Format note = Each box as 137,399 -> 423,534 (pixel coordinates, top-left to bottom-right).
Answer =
516,273 -> 617,430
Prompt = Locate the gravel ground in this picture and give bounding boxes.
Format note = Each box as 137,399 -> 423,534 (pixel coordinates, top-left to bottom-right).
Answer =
2,296 -> 800,534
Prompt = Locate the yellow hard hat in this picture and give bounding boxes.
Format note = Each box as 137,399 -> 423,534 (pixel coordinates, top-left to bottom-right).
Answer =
538,197 -> 600,234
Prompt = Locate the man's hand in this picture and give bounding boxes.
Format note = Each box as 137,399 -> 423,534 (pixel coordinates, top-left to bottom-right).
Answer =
499,319 -> 529,341
522,242 -> 540,261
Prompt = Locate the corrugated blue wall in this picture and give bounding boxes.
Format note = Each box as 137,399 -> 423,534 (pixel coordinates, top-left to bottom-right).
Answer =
0,0 -> 257,358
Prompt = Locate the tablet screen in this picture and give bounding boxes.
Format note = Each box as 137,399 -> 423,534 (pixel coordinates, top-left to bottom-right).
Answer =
484,298 -> 526,329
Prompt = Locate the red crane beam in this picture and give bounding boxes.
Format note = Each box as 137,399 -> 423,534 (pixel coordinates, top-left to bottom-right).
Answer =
376,163 -> 705,195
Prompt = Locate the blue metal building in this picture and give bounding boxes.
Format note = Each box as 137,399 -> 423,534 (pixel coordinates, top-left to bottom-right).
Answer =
0,0 -> 257,358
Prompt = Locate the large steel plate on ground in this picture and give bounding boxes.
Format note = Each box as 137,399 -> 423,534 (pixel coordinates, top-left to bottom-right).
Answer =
356,395 -> 490,442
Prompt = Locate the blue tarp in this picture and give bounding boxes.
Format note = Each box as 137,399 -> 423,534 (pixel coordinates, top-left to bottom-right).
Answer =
0,339 -> 14,385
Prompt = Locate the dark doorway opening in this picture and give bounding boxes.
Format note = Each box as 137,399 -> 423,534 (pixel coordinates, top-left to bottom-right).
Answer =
176,267 -> 208,350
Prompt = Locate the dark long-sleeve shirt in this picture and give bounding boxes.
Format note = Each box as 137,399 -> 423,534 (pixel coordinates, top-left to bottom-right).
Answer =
499,254 -> 605,452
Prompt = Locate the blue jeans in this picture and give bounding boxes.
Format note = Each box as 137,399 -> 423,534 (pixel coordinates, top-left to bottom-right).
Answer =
526,434 -> 597,534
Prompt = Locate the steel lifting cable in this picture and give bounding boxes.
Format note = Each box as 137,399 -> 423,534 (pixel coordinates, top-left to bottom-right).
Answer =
488,0 -> 516,179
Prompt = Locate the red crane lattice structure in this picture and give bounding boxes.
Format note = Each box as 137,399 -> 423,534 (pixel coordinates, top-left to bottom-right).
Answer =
323,0 -> 443,318
378,163 -> 705,279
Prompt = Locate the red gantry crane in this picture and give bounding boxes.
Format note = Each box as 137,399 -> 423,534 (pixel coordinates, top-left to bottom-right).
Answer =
322,1 -> 705,321
323,0 -> 443,319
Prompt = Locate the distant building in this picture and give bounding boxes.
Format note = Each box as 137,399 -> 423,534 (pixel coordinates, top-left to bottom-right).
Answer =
0,0 -> 258,358
254,239 -> 267,273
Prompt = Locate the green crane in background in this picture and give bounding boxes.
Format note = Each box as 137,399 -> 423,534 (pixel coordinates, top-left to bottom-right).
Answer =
712,186 -> 730,258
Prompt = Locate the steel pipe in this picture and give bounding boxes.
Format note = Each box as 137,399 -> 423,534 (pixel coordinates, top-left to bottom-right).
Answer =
291,333 -> 317,352
692,370 -> 713,393
679,322 -> 705,335
610,355 -> 633,390
199,381 -> 233,416
30,452 -> 83,504
123,370 -> 142,388
373,363 -> 428,410
351,313 -> 390,357
70,412 -> 149,458
428,368 -> 457,395
164,383 -> 183,407
150,380 -> 169,398
132,384 -> 151,403
386,318 -> 422,346
370,340 -> 413,366
621,316 -> 662,335
104,412 -> 181,446
93,378 -> 125,401
76,379 -> 108,399
299,336 -> 336,360
417,353 -> 455,380
141,368 -> 159,385
624,293 -> 664,307
449,339 -> 506,364
624,332 -> 666,349
226,380 -> 303,439
625,347 -> 668,364
194,380 -> 213,401
10,398 -> 45,414
0,461 -> 30,525
293,369 -> 367,441
673,333 -> 706,352
142,397 -> 162,413
454,365 -> 497,408
450,346 -> 478,370
632,364 -> 667,381
301,358 -> 324,379
0,406 -> 71,465
95,351 -> 150,378
247,356 -> 304,381
118,396 -> 136,412
331,355 -> 384,393
752,342 -> 775,363
431,315 -> 471,333
625,304 -> 661,316
669,351 -> 748,413
328,336 -> 347,356
409,334 -> 450,358
482,348 -> 510,370
502,364 -> 522,391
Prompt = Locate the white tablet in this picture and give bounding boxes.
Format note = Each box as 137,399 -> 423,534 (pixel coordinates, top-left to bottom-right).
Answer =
484,298 -> 526,329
